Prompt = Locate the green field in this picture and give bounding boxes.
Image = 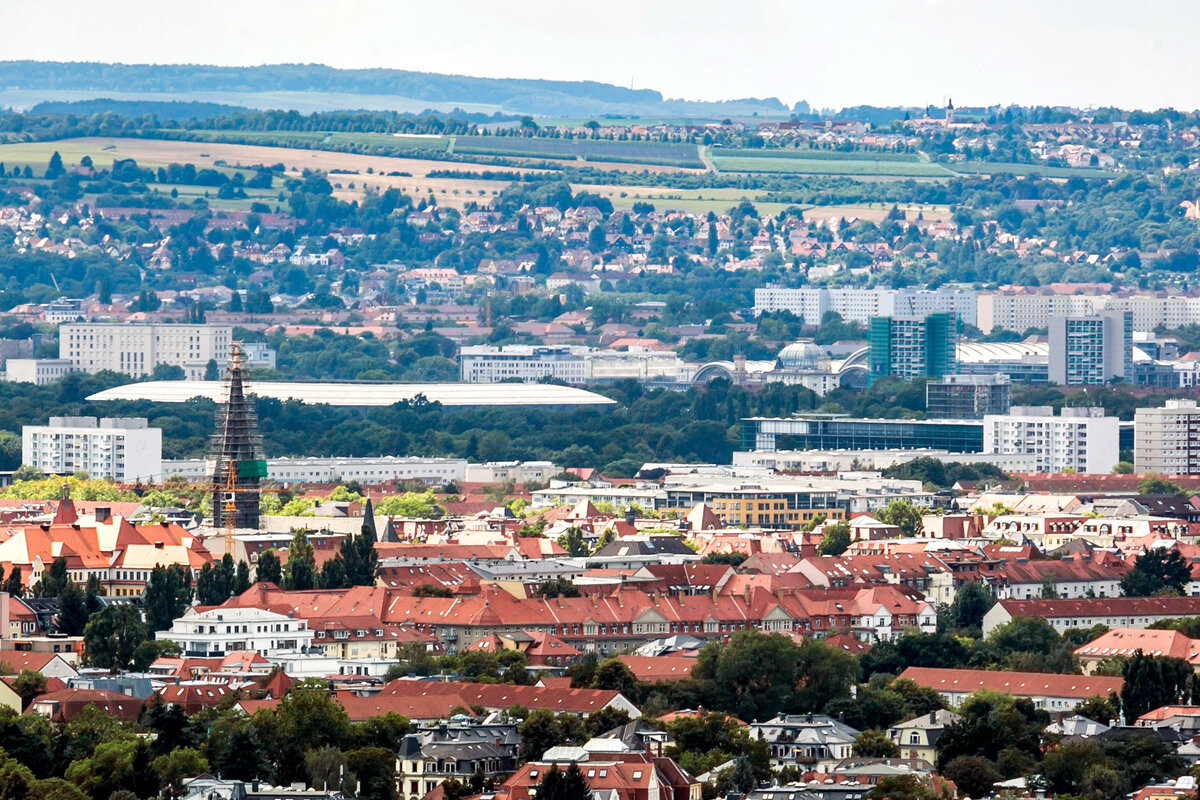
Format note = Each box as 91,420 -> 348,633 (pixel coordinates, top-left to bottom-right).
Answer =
714,146 -> 922,162
952,160 -> 1117,179
710,155 -> 951,177
452,136 -> 703,167
166,129 -> 452,154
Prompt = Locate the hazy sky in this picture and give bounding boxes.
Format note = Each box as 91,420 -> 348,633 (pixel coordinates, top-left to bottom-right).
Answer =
4,0 -> 1198,110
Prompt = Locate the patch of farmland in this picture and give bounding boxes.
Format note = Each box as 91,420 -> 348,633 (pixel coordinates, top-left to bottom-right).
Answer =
954,160 -> 1117,179
715,146 -> 922,162
452,136 -> 703,168
710,155 -> 949,177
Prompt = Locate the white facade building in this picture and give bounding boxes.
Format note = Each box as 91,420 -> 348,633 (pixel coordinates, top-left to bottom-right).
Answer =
460,345 -> 585,383
241,342 -> 277,370
753,287 -> 977,326
59,323 -> 233,379
983,406 -> 1119,474
1134,399 -> 1200,474
23,416 -> 162,481
459,345 -> 680,384
158,607 -> 314,658
161,456 -> 467,485
977,292 -> 1200,335
3,358 -> 76,385
464,461 -> 560,484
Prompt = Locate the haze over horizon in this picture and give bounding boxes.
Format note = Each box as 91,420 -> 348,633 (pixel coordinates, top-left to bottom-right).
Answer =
3,0 -> 1197,112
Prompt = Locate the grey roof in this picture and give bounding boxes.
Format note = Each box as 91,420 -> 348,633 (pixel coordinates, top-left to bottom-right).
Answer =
833,758 -> 935,776
1044,714 -> 1110,738
891,709 -> 960,730
593,536 -> 695,558
418,741 -> 511,761
633,634 -> 705,657
752,714 -> 861,744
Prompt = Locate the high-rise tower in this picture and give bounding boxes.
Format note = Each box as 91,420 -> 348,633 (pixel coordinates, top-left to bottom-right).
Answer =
209,345 -> 266,530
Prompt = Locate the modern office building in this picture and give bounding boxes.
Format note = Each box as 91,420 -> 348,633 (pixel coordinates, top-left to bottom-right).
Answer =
1047,311 -> 1132,385
926,374 -> 1013,419
22,417 -> 162,481
1134,399 -> 1200,475
459,345 -> 680,384
742,416 -> 984,453
983,406 -> 1119,474
867,313 -> 958,385
59,323 -> 233,379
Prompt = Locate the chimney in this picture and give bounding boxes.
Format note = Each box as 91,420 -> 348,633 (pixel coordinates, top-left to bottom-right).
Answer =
929,710 -> 936,723
95,507 -> 111,524
624,506 -> 636,526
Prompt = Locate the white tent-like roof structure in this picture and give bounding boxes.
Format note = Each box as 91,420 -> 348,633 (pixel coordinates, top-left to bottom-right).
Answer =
87,380 -> 617,408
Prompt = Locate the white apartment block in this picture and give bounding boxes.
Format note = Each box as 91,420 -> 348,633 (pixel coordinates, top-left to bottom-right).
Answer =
459,345 -> 680,384
161,455 -> 467,485
3,358 -> 75,385
460,345 -> 585,383
753,287 -> 977,326
983,406 -> 1119,474
977,292 -> 1200,334
59,323 -> 233,379
464,461 -> 560,484
584,349 -> 681,382
1134,399 -> 1200,475
240,342 -> 277,370
23,416 -> 162,482
157,607 -> 314,658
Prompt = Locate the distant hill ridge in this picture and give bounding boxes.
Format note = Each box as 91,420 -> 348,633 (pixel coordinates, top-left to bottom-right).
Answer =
0,61 -> 789,117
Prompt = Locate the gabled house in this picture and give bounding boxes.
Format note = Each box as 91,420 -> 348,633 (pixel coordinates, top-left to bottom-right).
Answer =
888,709 -> 959,763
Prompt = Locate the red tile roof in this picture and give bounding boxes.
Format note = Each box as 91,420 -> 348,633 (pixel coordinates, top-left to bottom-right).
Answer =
1076,628 -> 1200,662
995,596 -> 1200,618
29,688 -> 142,721
617,655 -> 695,683
898,666 -> 1122,700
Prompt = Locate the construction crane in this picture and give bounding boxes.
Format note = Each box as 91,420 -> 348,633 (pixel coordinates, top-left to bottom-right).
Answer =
135,462 -> 285,558
205,460 -> 284,557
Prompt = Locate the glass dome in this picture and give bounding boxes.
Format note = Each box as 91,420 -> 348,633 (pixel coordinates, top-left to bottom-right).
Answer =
777,340 -> 824,370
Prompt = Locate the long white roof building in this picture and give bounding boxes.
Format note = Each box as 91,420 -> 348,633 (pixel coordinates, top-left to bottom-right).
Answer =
86,381 -> 617,408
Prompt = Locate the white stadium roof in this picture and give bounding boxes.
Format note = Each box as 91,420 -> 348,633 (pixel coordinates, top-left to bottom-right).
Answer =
86,381 -> 617,408
956,342 -> 1049,363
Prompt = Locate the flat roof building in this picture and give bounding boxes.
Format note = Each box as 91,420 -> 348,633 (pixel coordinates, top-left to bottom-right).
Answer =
926,374 -> 1012,419
459,345 -> 680,385
60,323 -> 233,380
22,416 -> 162,482
1135,399 -> 1200,475
867,313 -> 958,386
162,456 -> 469,485
3,358 -> 76,385
741,416 -> 984,454
1048,311 -> 1131,386
86,381 -> 617,408
984,406 -> 1119,474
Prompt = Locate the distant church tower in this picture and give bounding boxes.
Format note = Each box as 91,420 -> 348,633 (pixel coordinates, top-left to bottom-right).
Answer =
946,97 -> 955,125
209,345 -> 265,530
